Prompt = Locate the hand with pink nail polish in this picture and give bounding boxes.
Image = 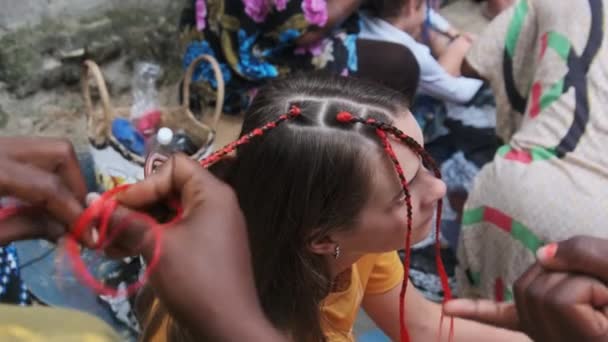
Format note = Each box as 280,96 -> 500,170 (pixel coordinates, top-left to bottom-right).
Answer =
445,236 -> 608,342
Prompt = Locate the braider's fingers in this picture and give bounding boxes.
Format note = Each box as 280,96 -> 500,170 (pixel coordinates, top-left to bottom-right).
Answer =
3,137 -> 88,202
513,264 -> 544,337
443,299 -> 520,331
537,237 -> 608,283
116,154 -> 206,211
545,275 -> 608,340
0,158 -> 83,228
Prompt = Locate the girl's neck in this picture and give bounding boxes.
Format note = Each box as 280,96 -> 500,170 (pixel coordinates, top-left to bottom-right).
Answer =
328,252 -> 363,279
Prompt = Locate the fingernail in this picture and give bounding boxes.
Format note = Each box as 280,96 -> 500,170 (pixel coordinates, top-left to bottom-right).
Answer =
92,228 -> 99,245
86,192 -> 101,207
536,243 -> 558,261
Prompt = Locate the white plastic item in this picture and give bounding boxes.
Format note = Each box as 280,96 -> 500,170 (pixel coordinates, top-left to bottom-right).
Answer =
144,127 -> 175,176
156,127 -> 174,146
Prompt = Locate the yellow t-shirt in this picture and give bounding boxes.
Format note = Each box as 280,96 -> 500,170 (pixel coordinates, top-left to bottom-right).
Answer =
0,304 -> 121,342
321,252 -> 404,341
144,252 -> 404,341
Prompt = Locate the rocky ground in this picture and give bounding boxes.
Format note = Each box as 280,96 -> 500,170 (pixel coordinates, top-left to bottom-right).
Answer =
0,1 -> 188,151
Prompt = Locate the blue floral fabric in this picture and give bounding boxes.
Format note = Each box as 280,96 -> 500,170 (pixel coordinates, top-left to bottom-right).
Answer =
0,245 -> 30,305
180,0 -> 361,114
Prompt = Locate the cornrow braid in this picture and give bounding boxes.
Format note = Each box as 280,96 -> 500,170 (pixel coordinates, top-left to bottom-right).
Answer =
200,105 -> 302,168
374,128 -> 413,342
336,111 -> 453,342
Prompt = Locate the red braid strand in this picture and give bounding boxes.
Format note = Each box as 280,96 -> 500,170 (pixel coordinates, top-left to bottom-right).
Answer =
201,105 -> 301,168
375,128 -> 413,342
372,121 -> 454,339
336,111 -> 453,341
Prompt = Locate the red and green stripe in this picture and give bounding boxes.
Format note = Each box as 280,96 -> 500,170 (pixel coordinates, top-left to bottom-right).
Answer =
465,272 -> 514,302
497,144 -> 557,164
494,278 -> 514,302
539,32 -> 571,61
463,206 -> 542,301
530,31 -> 571,117
505,0 -> 529,58
462,206 -> 544,253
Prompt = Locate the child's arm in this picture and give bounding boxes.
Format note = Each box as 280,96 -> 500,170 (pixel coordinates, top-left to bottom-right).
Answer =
428,8 -> 459,38
437,35 -> 474,77
362,281 -> 531,342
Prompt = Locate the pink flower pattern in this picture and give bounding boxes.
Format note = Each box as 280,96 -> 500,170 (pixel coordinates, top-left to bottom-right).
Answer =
243,0 -> 271,23
294,38 -> 325,56
274,0 -> 288,11
301,0 -> 328,27
195,0 -> 207,31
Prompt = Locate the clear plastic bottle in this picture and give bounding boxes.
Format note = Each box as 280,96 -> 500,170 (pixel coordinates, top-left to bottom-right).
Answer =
144,127 -> 175,177
130,62 -> 162,122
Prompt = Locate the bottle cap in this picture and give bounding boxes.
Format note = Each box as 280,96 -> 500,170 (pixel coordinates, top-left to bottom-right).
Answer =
156,127 -> 174,145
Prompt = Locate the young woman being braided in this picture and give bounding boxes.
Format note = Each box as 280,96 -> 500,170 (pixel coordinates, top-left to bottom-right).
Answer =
138,74 -> 527,342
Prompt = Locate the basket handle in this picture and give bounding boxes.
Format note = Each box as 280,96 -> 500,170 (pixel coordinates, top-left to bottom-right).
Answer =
182,54 -> 225,130
82,60 -> 115,136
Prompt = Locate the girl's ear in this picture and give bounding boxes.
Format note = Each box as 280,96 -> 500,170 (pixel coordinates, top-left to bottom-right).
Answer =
307,230 -> 338,256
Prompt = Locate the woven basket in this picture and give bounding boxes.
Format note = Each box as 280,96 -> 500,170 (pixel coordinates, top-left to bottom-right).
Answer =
82,55 -> 224,191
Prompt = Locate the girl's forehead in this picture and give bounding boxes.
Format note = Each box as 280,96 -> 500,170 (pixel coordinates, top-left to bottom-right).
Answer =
387,113 -> 424,182
366,112 -> 423,193
393,111 -> 424,146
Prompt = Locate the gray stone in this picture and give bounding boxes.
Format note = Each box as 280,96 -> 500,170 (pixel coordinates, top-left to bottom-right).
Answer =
86,35 -> 123,64
40,58 -> 65,89
0,0 -> 170,31
61,65 -> 81,86
0,106 -> 7,129
42,57 -> 62,71
14,77 -> 42,99
17,117 -> 33,131
59,48 -> 86,62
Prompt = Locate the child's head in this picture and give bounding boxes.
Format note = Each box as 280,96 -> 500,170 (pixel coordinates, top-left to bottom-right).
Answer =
364,0 -> 427,33
224,74 -> 445,340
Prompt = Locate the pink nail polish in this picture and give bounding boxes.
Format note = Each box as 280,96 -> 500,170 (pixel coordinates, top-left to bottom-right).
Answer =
537,243 -> 558,260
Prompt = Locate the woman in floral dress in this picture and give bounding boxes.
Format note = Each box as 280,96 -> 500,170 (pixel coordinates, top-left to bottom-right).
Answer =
179,0 -> 421,114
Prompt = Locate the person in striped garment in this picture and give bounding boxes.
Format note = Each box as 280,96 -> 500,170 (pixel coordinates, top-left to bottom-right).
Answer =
455,0 -> 608,303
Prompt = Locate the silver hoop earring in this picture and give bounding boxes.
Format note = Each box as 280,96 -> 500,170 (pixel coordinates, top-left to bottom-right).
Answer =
333,245 -> 341,259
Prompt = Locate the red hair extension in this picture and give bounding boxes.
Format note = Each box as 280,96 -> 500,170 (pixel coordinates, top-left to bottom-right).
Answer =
375,128 -> 414,342
336,111 -> 453,341
201,105 -> 302,168
66,185 -> 164,297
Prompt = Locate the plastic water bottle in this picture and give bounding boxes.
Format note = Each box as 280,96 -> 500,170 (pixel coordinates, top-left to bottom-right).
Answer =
172,129 -> 199,155
144,127 -> 175,177
130,62 -> 162,122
